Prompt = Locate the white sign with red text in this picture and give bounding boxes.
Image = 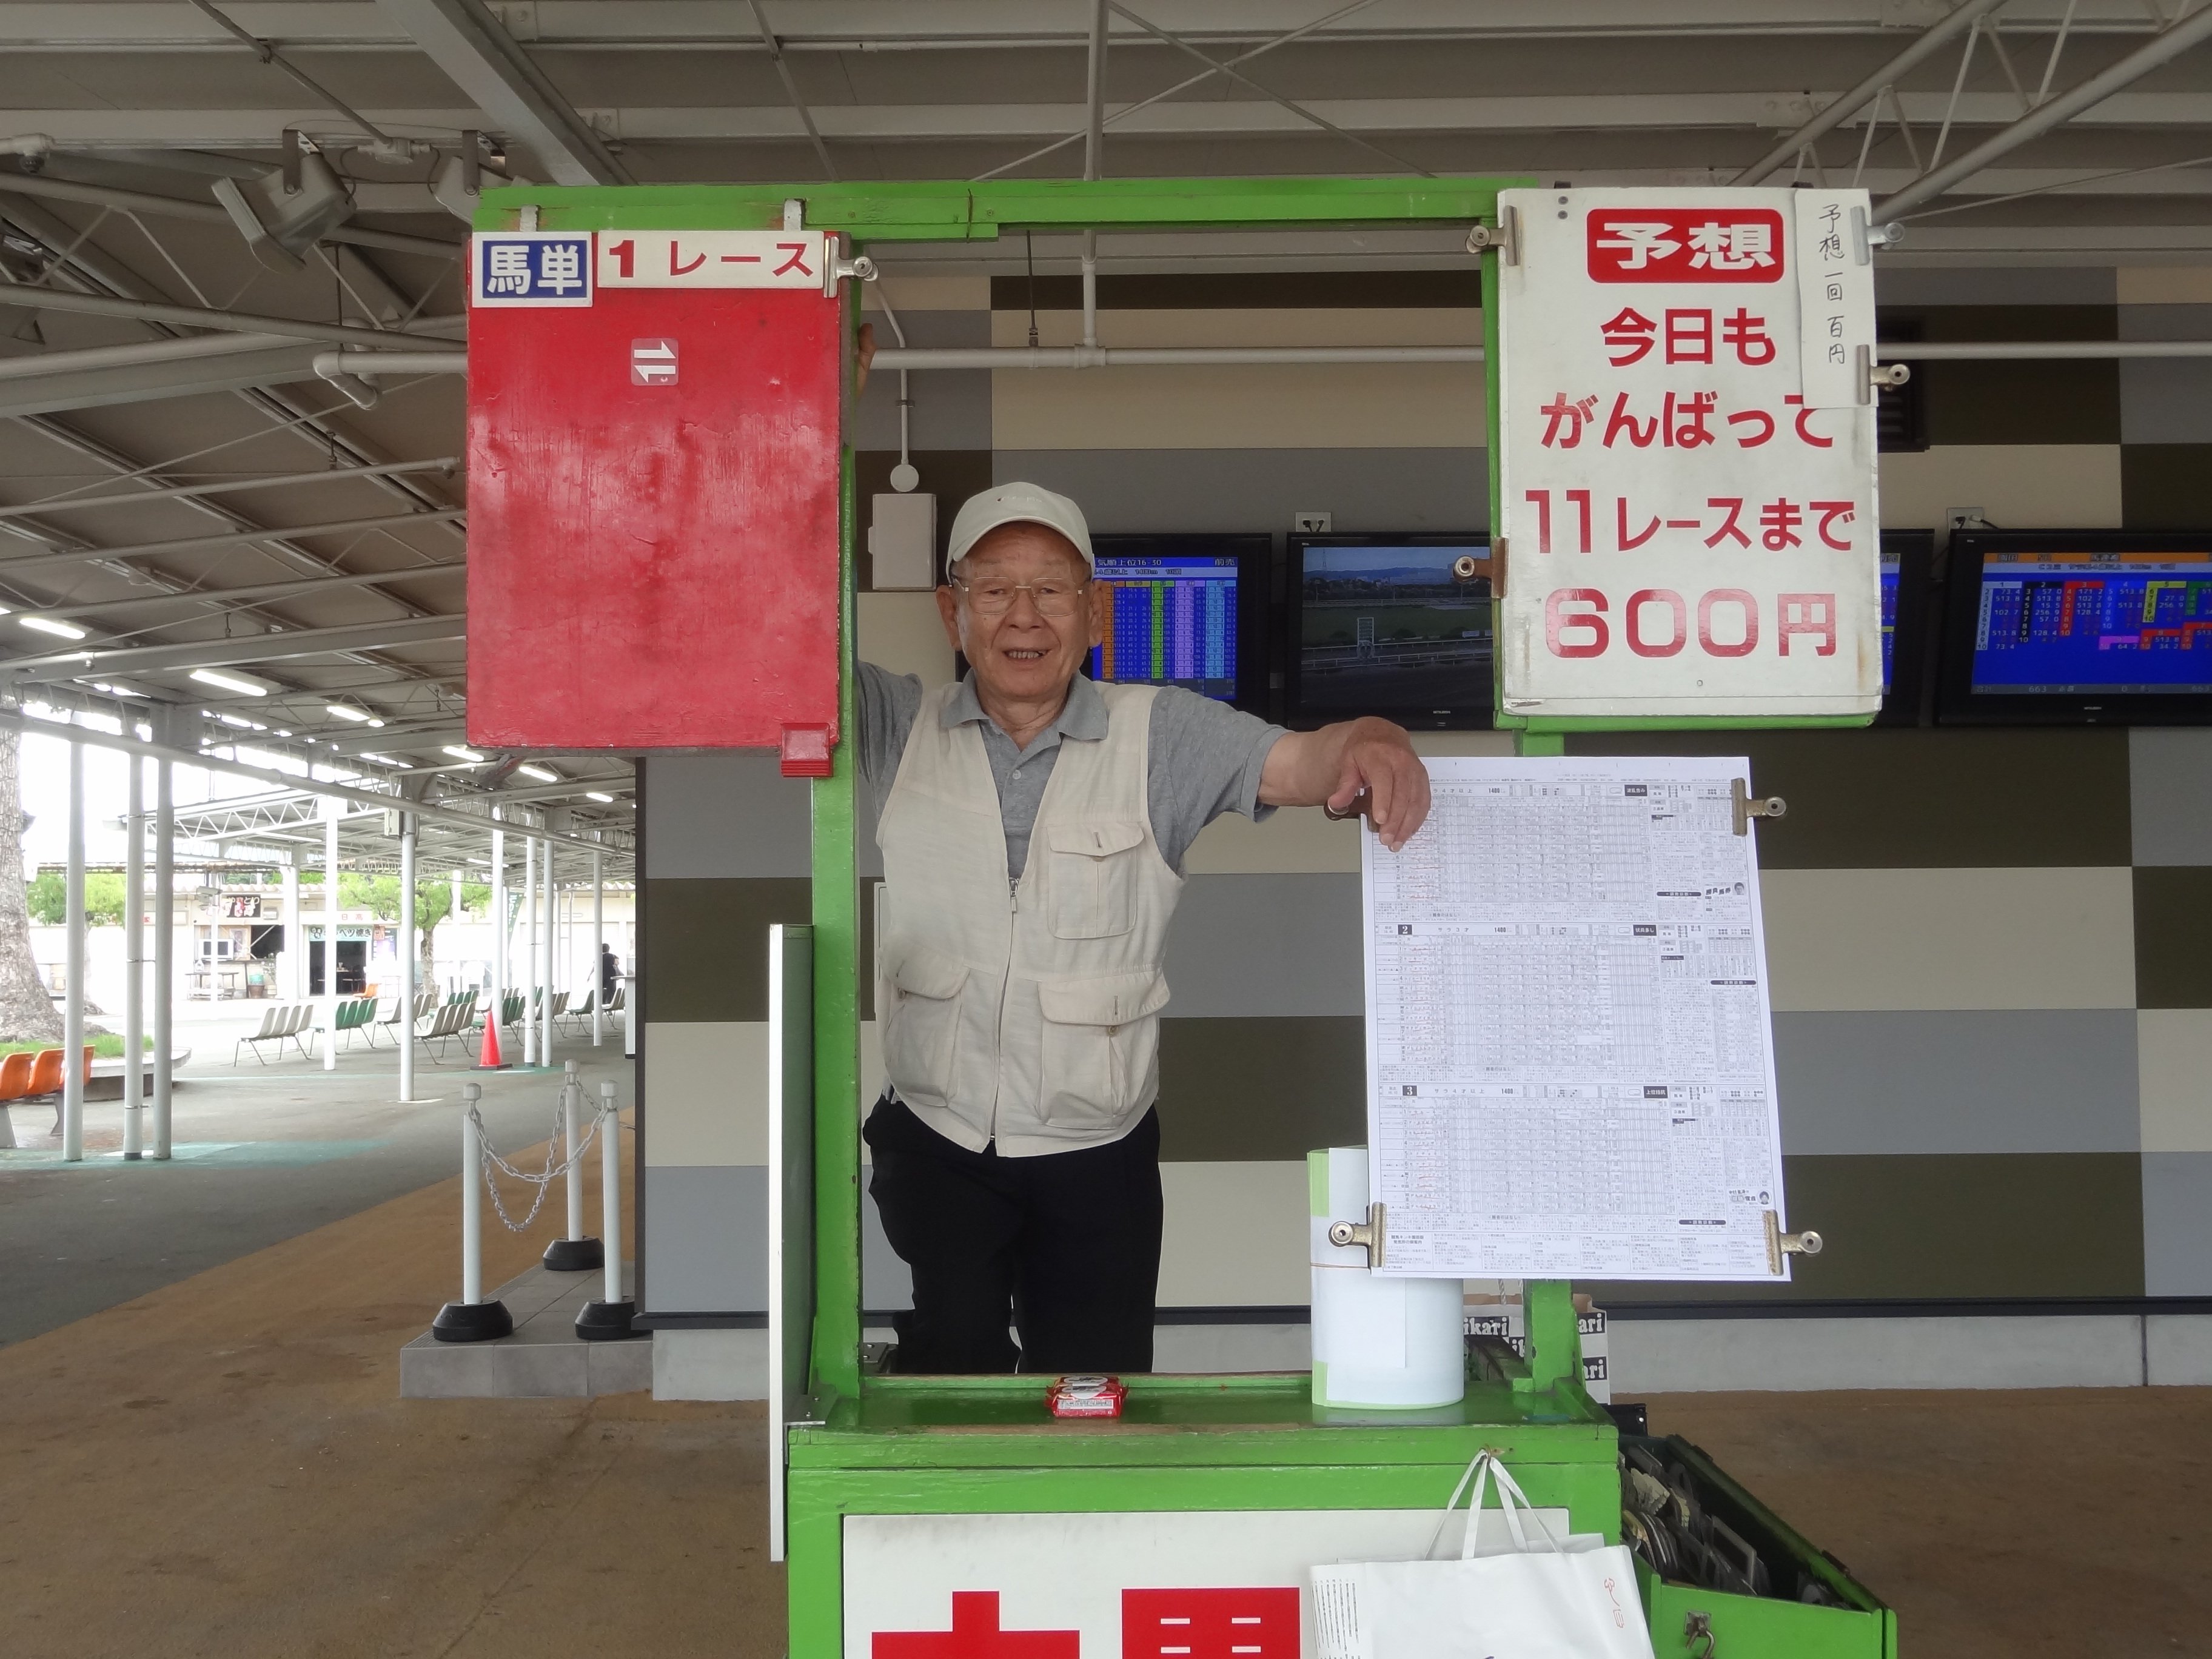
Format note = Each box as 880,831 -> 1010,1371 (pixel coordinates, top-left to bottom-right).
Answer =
1496,187 -> 1881,719
845,1507 -> 1571,1659
595,229 -> 829,289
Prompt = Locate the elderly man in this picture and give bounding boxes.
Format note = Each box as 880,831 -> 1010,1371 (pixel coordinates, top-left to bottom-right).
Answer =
859,482 -> 1432,1375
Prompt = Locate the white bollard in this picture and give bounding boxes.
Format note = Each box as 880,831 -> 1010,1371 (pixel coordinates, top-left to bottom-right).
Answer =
541,1060 -> 603,1272
577,1080 -> 638,1341
431,1081 -> 514,1342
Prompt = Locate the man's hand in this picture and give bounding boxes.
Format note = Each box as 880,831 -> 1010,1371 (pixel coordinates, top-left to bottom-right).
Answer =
1261,717 -> 1433,851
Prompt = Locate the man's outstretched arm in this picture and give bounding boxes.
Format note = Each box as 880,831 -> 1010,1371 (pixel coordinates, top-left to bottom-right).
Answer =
1258,719 -> 1432,851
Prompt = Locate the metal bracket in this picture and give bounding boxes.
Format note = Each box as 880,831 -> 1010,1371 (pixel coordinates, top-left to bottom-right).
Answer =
1326,1201 -> 1387,1269
825,235 -> 877,295
1684,1610 -> 1716,1659
1867,353 -> 1911,391
1467,206 -> 1521,265
1730,777 -> 1785,836
1851,206 -> 1904,264
1763,1208 -> 1824,1276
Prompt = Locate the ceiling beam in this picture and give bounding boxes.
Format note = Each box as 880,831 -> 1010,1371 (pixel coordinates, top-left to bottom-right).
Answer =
0,282 -> 466,349
375,0 -> 634,185
0,337 -> 327,419
20,562 -> 462,621
1,612 -> 464,680
0,457 -> 460,522
0,508 -> 466,580
0,170 -> 462,259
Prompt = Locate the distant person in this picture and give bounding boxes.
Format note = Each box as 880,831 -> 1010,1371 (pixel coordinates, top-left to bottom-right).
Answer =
599,943 -> 620,1003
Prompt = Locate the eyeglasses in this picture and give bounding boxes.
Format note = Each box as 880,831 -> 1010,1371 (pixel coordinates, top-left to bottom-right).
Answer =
950,575 -> 1090,619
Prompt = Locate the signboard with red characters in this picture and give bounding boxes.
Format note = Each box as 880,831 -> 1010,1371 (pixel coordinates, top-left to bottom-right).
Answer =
1496,188 -> 1881,720
844,1507 -> 1570,1659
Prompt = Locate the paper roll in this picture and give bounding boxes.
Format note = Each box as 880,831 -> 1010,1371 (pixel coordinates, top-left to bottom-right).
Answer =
1308,1146 -> 1466,1409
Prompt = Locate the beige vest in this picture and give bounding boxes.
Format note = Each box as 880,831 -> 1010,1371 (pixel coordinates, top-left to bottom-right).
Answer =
876,682 -> 1184,1158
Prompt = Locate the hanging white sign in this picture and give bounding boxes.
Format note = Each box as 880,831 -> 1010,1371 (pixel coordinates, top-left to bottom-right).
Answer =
1495,187 -> 1881,719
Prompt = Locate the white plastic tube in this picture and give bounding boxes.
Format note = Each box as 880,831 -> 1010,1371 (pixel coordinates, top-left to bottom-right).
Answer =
1310,1146 -> 1464,1409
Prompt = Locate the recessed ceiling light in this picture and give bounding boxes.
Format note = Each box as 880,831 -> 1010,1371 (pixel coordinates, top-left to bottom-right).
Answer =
517,763 -> 559,783
586,791 -> 614,803
443,744 -> 486,763
19,615 -> 85,639
191,667 -> 270,696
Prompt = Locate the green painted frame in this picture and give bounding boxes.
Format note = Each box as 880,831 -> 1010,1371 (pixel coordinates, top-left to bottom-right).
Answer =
478,175 -> 1883,1658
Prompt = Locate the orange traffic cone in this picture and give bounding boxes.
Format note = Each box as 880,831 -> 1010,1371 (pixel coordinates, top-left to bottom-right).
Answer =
477,1008 -> 511,1070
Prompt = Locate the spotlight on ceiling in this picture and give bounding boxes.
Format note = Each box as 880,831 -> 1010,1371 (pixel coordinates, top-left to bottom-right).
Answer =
212,144 -> 355,272
18,614 -> 85,639
191,666 -> 272,696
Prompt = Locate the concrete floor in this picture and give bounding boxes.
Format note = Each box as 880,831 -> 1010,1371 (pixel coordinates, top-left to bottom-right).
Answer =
0,1006 -> 632,1347
2,1011 -> 2206,1656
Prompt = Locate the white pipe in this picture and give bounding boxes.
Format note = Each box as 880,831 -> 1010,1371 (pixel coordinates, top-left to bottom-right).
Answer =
153,759 -> 172,1158
1881,340 -> 2212,360
563,1060 -> 585,1245
461,1082 -> 484,1304
0,133 -> 54,159
399,811 -> 416,1103
123,754 -> 144,1159
62,739 -> 84,1162
323,796 -> 339,1071
871,345 -> 1485,369
282,865 -> 301,1001
599,1079 -> 622,1305
543,840 -> 555,1061
0,330 -> 300,384
523,831 -> 537,1066
1081,232 -> 1099,350
491,813 -> 506,1052
313,350 -> 468,376
591,850 -> 603,1048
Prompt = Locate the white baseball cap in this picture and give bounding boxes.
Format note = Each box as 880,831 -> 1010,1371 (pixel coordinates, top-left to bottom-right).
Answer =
946,482 -> 1093,569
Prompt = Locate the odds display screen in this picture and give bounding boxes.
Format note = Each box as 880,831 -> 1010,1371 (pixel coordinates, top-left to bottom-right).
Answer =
1089,552 -> 1240,700
1971,549 -> 2212,694
1880,554 -> 1899,688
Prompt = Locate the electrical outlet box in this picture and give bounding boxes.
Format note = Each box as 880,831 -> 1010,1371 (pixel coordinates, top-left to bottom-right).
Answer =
870,492 -> 939,589
1293,510 -> 1332,534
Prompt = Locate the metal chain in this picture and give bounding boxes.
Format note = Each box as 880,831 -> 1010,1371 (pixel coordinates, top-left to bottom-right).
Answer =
467,1090 -> 608,1235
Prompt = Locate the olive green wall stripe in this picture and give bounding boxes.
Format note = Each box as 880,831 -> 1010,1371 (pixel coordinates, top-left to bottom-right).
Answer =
640,877 -> 811,1024
2133,868 -> 2212,1008
2121,444 -> 2212,528
1595,1152 -> 2146,1305
1566,728 -> 2133,869
1155,1016 -> 1366,1162
990,271 -> 1483,310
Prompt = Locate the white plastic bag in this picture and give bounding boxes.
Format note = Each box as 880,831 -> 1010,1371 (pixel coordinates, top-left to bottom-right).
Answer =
1312,1452 -> 1654,1659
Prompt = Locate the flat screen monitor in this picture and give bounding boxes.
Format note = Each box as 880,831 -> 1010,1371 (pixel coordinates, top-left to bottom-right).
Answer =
1939,531 -> 2212,724
1878,529 -> 1934,726
1086,534 -> 1270,710
1287,534 -> 1493,729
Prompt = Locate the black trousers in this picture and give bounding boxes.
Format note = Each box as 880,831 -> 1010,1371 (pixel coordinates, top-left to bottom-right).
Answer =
863,1094 -> 1163,1375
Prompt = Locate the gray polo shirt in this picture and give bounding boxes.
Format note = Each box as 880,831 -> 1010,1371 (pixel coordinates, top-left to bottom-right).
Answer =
857,663 -> 1287,878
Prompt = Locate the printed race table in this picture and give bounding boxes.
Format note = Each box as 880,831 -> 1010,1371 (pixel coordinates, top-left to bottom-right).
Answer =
470,178 -> 1898,1659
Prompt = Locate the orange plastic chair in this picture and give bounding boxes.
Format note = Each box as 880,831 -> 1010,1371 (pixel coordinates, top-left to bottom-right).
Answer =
25,1048 -> 62,1096
0,1052 -> 32,1101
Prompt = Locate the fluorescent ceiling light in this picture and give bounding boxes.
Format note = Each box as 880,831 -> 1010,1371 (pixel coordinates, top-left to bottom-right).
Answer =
191,667 -> 270,696
217,712 -> 254,729
443,745 -> 485,763
360,753 -> 408,768
19,615 -> 85,639
517,763 -> 559,783
326,702 -> 381,724
586,791 -> 615,803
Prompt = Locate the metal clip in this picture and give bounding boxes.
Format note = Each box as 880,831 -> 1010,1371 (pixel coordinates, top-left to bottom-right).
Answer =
1763,1209 -> 1824,1276
1868,357 -> 1911,390
1684,1610 -> 1716,1659
1326,1201 -> 1388,1269
1467,206 -> 1521,266
1730,777 -> 1785,836
825,235 -> 877,295
1851,206 -> 1904,264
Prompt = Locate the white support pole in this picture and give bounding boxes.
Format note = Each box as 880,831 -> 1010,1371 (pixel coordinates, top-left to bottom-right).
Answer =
591,850 -> 604,1047
62,738 -> 85,1162
523,830 -> 537,1065
542,840 -> 555,1056
281,863 -> 300,1001
563,1060 -> 585,1242
490,811 -> 506,1044
153,759 -> 172,1158
322,795 -> 340,1071
461,1086 -> 484,1304
399,811 -> 417,1104
123,754 -> 144,1159
600,1081 -> 622,1302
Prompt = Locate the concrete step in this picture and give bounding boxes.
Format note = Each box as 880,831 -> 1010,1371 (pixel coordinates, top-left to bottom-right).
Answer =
399,1260 -> 650,1399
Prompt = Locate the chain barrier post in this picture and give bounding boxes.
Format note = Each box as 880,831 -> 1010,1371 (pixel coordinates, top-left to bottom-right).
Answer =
432,1082 -> 515,1342
542,1059 -> 603,1271
577,1081 -> 640,1341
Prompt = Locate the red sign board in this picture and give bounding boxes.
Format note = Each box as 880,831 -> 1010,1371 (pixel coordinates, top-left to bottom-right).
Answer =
467,247 -> 843,759
1585,207 -> 1786,283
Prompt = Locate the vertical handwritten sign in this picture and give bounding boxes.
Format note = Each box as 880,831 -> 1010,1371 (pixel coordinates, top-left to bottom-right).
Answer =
1496,187 -> 1882,720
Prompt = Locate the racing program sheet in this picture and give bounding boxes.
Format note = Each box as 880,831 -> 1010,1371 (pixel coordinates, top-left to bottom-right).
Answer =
1364,757 -> 1789,1281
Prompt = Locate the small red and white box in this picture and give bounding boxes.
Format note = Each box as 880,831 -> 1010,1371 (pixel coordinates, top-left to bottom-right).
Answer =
1047,1374 -> 1126,1419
